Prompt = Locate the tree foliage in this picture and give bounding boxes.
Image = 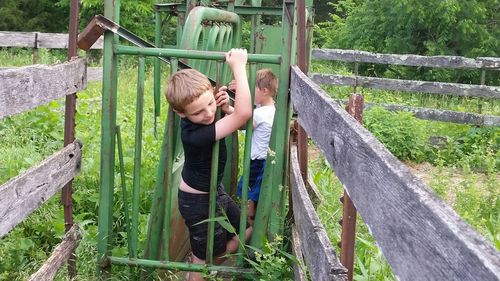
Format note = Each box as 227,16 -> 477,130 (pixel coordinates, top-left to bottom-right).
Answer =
316,0 -> 499,57
314,0 -> 499,83
0,0 -> 68,32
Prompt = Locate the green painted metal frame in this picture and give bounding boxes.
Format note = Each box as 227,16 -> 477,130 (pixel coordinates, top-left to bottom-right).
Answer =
97,0 -> 309,278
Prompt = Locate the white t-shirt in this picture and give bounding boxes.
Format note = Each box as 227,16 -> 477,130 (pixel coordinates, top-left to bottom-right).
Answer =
251,105 -> 276,160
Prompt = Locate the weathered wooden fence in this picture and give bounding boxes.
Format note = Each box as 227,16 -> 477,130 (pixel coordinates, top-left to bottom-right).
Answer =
289,65 -> 500,280
0,31 -> 103,81
311,48 -> 500,126
0,59 -> 85,280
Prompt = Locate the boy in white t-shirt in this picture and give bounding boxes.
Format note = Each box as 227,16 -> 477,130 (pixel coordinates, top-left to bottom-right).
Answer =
231,69 -> 277,226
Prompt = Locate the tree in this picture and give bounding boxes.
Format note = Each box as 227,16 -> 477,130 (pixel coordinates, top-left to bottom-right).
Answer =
315,0 -> 500,84
0,0 -> 68,32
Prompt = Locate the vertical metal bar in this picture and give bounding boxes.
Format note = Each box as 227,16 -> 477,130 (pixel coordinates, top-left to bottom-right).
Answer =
267,0 -> 295,238
63,0 -> 79,278
249,1 -> 261,54
251,0 -> 295,247
296,0 -> 308,183
154,8 -> 162,132
98,0 -> 120,277
206,61 -> 224,264
131,57 -> 145,260
162,58 -> 179,262
342,93 -> 363,281
238,63 -> 257,265
116,126 -> 133,256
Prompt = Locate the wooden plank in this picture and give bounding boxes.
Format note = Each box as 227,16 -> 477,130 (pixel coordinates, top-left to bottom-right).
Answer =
290,145 -> 348,281
291,225 -> 308,281
0,31 -> 36,47
291,66 -> 500,281
0,58 -> 87,119
0,31 -> 103,49
1,66 -> 102,82
27,224 -> 82,281
37,32 -> 69,49
310,73 -> 500,99
0,141 -> 82,238
333,100 -> 500,126
312,48 -> 500,70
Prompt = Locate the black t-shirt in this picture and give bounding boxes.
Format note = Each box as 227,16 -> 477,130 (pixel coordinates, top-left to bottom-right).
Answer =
180,118 -> 227,192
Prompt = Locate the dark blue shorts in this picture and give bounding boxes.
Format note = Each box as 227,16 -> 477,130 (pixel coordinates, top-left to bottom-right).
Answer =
237,159 -> 266,202
178,185 -> 242,260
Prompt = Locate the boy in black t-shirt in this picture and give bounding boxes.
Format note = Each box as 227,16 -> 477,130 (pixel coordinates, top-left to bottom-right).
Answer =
165,49 -> 252,281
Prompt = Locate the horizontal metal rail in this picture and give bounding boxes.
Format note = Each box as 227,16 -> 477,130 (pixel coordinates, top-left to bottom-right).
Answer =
114,45 -> 282,64
108,256 -> 255,276
155,3 -> 283,16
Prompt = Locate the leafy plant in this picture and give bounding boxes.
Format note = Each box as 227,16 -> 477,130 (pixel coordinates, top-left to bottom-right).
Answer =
245,235 -> 298,281
364,107 -> 427,162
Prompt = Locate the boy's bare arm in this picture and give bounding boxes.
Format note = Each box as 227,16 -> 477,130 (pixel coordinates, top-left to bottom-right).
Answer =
215,49 -> 252,140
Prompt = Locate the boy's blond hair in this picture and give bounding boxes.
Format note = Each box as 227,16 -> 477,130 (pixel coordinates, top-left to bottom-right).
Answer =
165,69 -> 212,113
256,69 -> 278,97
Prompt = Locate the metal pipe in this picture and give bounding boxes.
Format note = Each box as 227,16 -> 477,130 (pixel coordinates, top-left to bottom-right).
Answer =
237,63 -> 257,265
114,45 -> 282,64
206,61 -> 224,264
341,93 -> 363,281
108,256 -> 255,276
63,0 -> 79,277
116,126 -> 133,258
131,57 -> 145,260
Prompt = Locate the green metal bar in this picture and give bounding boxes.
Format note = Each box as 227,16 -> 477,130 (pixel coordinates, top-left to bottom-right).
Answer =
267,1 -> 295,240
108,256 -> 255,276
251,0 -> 294,249
98,0 -> 120,277
156,4 -> 283,16
206,61 -> 224,265
250,0 -> 262,54
162,58 -> 179,262
116,126 -> 132,257
201,25 -> 220,75
143,120 -> 169,264
131,57 -> 145,260
154,9 -> 162,122
237,63 -> 257,265
115,45 -> 281,64
180,7 -> 241,51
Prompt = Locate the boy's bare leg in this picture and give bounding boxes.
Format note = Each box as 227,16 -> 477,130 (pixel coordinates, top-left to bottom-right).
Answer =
248,201 -> 257,226
188,255 -> 205,281
224,225 -> 253,257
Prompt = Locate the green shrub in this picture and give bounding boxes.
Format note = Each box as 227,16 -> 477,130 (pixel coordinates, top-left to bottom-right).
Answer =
364,107 -> 427,162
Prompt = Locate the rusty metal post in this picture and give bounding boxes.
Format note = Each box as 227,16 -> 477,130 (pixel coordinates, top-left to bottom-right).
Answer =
62,0 -> 79,279
296,0 -> 308,182
341,93 -> 363,281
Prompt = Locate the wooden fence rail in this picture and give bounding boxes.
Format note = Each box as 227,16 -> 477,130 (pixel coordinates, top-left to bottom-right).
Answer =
28,224 -> 82,281
310,48 -> 500,126
290,145 -> 348,281
0,31 -> 103,49
333,99 -> 500,126
0,58 -> 87,119
310,73 -> 500,99
312,48 -> 500,70
290,66 -> 500,281
0,140 -> 82,238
